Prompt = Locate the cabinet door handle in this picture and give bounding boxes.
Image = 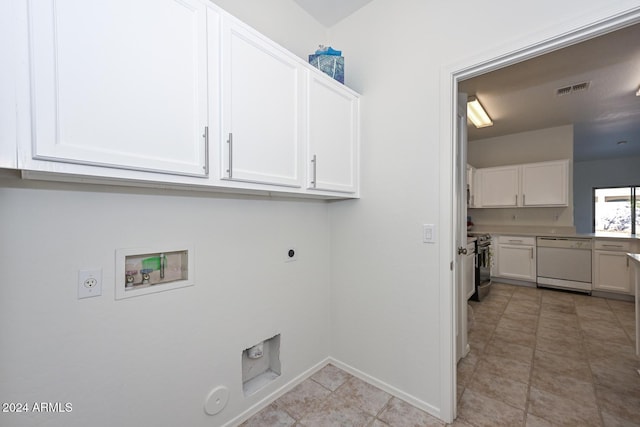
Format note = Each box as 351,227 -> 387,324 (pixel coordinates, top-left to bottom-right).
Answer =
203,126 -> 209,176
602,244 -> 623,248
530,247 -> 533,259
523,194 -> 526,205
508,239 -> 523,243
226,133 -> 233,179
515,194 -> 518,205
311,154 -> 317,188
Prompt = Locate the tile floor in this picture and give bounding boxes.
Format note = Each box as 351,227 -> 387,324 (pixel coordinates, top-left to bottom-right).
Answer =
242,282 -> 639,426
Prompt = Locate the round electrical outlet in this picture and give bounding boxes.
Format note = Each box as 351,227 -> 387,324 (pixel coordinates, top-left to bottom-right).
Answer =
204,386 -> 229,415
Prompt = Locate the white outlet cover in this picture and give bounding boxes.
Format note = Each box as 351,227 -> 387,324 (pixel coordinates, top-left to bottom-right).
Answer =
78,269 -> 102,299
204,385 -> 229,415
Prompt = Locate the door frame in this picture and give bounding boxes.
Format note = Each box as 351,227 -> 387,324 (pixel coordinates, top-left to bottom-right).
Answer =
438,7 -> 640,423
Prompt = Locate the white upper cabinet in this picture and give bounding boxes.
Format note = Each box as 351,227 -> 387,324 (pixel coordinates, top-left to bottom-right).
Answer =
521,160 -> 568,206
307,73 -> 359,193
478,165 -> 520,207
26,0 -> 209,177
220,17 -> 303,188
475,160 -> 569,208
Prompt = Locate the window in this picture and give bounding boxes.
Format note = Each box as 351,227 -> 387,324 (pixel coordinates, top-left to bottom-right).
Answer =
593,186 -> 640,235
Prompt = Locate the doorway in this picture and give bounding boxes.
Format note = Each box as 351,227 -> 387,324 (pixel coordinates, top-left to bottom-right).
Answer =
444,8 -> 640,423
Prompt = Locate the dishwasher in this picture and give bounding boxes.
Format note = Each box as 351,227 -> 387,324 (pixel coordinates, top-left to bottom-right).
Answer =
536,237 -> 592,293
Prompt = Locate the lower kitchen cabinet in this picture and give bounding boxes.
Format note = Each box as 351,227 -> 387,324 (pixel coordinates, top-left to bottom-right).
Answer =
593,239 -> 635,295
465,241 -> 476,300
494,235 -> 536,282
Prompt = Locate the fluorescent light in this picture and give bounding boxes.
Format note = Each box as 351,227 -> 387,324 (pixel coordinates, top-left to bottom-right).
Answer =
467,96 -> 493,128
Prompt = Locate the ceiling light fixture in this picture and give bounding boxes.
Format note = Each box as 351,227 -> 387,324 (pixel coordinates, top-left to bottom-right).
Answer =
467,96 -> 493,128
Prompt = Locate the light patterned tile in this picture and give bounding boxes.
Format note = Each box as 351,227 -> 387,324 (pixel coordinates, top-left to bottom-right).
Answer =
310,363 -> 352,391
596,383 -> 640,425
476,353 -> 531,384
530,366 -> 597,406
457,388 -> 525,426
332,376 -> 392,416
377,397 -> 445,427
240,403 -> 296,427
299,393 -> 373,427
275,378 -> 331,419
484,337 -> 535,364
467,369 -> 528,410
528,386 -> 601,427
533,349 -> 592,382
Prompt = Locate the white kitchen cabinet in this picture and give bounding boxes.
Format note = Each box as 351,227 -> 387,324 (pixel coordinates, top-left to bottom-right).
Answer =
466,164 -> 478,208
521,160 -> 568,206
476,160 -> 569,208
494,235 -> 536,282
25,0 -> 209,177
306,73 -> 359,193
593,239 -> 635,295
220,15 -> 304,188
478,166 -> 520,207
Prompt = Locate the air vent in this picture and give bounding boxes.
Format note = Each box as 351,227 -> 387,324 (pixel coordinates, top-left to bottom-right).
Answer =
556,81 -> 591,96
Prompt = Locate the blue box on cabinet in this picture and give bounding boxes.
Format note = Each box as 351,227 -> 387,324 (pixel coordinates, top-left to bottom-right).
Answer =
308,54 -> 344,84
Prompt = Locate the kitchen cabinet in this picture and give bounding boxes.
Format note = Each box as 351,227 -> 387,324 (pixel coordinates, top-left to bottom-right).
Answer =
306,73 -> 359,193
593,239 -> 635,295
14,1 -> 361,199
521,160 -> 568,206
220,15 -> 304,188
465,241 -> 476,300
475,160 -> 569,208
24,0 -> 209,177
466,165 -> 479,208
477,166 -> 519,207
494,235 -> 536,282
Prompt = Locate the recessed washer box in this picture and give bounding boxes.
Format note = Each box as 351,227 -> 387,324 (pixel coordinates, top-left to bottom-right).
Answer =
115,245 -> 194,300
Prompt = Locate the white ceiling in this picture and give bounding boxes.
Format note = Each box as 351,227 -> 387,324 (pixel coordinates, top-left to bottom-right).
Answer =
460,23 -> 640,162
295,2 -> 640,162
293,0 -> 373,26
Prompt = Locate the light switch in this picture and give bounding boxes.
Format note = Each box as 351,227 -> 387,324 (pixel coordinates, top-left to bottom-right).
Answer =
423,224 -> 436,243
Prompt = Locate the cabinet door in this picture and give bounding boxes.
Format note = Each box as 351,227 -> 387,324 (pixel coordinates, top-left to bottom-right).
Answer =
465,249 -> 476,300
466,165 -> 478,208
307,73 -> 359,193
479,166 -> 519,207
593,250 -> 632,294
28,0 -> 209,177
496,244 -> 536,281
221,18 -> 303,187
521,160 -> 568,206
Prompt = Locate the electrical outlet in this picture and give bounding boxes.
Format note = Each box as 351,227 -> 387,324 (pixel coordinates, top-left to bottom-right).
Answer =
78,269 -> 102,299
285,247 -> 297,262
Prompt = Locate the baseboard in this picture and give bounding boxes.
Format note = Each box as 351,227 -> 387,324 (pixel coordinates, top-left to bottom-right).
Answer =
222,356 -> 444,426
223,357 -> 331,427
328,357 -> 442,420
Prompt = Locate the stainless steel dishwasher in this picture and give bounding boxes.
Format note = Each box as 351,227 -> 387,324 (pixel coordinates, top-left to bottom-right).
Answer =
536,237 -> 592,293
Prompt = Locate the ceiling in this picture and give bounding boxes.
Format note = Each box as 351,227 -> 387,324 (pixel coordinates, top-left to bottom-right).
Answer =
460,23 -> 640,162
294,2 -> 640,162
293,0 -> 373,27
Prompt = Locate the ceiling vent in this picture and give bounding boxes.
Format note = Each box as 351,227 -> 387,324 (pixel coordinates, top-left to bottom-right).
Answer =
556,81 -> 591,96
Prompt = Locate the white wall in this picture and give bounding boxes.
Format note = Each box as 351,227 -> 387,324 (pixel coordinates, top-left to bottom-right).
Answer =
0,179 -> 331,427
326,0 -> 640,420
468,125 -> 574,228
574,156 -> 640,233
468,125 -> 573,168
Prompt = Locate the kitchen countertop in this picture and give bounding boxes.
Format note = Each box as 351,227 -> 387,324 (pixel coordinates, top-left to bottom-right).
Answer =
468,226 -> 640,241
